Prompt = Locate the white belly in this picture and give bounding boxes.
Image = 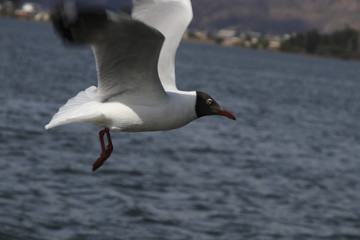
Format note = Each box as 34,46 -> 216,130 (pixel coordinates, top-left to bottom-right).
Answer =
97,91 -> 197,132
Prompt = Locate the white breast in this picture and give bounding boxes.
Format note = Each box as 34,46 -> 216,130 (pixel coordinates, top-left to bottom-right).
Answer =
98,91 -> 197,132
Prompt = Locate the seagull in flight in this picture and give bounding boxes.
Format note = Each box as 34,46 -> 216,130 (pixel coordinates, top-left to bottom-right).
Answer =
46,0 -> 236,171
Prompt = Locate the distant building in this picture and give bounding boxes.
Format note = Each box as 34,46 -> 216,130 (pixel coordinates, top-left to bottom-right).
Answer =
22,2 -> 39,12
193,30 -> 208,40
34,11 -> 50,22
14,2 -> 46,19
247,31 -> 261,39
222,37 -> 242,46
251,37 -> 258,45
217,29 -> 236,39
282,34 -> 291,41
269,40 -> 281,50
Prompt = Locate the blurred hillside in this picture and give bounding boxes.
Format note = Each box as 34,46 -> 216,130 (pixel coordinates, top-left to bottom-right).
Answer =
191,0 -> 360,34
3,0 -> 360,34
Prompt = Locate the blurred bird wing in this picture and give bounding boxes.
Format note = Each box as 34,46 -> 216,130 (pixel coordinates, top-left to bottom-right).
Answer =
132,0 -> 193,91
52,2 -> 167,103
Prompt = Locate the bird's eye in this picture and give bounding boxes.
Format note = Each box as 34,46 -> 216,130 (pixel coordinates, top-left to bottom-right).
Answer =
206,98 -> 213,105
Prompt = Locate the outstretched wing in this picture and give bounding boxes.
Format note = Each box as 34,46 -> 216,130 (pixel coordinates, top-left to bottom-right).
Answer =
132,0 -> 193,91
51,0 -> 167,103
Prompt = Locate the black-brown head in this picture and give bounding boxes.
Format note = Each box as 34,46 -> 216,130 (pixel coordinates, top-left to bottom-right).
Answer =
195,91 -> 236,120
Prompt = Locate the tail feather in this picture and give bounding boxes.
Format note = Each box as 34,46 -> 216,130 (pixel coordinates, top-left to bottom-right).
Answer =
45,86 -> 103,129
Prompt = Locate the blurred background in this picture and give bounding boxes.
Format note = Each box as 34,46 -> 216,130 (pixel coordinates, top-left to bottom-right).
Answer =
1,0 -> 360,59
1,0 -> 360,240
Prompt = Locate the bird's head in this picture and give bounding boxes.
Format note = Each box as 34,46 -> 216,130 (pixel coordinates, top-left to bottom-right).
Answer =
195,91 -> 236,120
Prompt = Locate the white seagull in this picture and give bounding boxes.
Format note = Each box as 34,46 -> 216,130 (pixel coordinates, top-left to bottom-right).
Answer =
46,0 -> 236,171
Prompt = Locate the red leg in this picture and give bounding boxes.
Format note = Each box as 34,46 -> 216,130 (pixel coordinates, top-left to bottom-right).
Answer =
92,128 -> 113,171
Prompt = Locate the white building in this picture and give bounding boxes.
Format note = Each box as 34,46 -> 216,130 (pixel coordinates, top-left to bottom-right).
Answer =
34,11 -> 50,22
21,2 -> 42,13
217,29 -> 236,39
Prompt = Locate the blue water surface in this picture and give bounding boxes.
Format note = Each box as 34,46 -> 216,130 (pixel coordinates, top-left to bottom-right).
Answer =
0,17 -> 360,240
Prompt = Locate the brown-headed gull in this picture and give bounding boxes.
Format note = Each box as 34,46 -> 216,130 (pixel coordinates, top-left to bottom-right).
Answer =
45,0 -> 236,171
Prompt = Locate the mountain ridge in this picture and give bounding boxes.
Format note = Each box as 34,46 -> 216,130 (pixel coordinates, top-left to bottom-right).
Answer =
17,0 -> 360,34
191,0 -> 360,34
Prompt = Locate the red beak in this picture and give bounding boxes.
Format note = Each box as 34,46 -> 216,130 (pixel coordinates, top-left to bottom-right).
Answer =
216,109 -> 236,120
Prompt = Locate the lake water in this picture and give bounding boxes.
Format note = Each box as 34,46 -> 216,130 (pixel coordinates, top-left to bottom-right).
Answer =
1,18 -> 360,240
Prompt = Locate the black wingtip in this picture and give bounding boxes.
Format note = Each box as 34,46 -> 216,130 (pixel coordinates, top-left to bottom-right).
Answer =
51,0 -> 77,42
51,0 -> 109,44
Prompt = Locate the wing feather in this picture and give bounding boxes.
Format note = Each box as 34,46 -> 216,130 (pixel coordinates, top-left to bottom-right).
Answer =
132,0 -> 193,91
92,16 -> 166,102
51,1 -> 167,103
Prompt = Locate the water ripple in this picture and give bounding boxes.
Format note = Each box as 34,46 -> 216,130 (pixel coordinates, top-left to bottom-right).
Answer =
1,18 -> 360,240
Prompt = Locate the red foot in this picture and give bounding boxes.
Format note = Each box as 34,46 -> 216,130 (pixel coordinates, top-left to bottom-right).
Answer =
92,128 -> 113,171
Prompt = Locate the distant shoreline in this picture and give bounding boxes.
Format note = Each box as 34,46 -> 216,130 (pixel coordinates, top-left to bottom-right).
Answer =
2,15 -> 358,62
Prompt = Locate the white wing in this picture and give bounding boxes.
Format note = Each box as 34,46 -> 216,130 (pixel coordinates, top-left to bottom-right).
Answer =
51,1 -> 167,103
92,14 -> 167,103
132,0 -> 193,91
